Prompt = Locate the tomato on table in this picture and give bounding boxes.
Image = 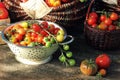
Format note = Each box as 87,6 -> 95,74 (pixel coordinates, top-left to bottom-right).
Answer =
95,53 -> 111,69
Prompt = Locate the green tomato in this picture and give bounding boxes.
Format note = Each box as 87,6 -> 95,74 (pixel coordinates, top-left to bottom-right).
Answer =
43,37 -> 49,42
20,21 -> 28,28
50,37 -> 55,43
59,55 -> 66,62
68,59 -> 76,66
45,41 -> 52,47
66,51 -> 73,58
63,44 -> 70,51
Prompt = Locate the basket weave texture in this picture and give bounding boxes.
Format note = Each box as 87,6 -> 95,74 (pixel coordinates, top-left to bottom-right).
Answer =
3,0 -> 90,27
84,0 -> 120,50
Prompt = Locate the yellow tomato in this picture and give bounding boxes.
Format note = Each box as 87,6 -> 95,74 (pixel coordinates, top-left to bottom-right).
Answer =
56,34 -> 64,42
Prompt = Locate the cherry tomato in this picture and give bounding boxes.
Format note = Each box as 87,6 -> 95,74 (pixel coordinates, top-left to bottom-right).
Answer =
68,59 -> 76,66
32,23 -> 42,32
63,44 -> 69,51
91,23 -> 97,28
16,34 -> 23,41
59,55 -> 66,62
89,12 -> 98,19
17,28 -> 26,35
48,24 -> 55,33
108,25 -> 116,31
66,51 -> 73,58
31,32 -> 38,38
104,18 -> 112,26
40,30 -> 49,36
54,28 -> 60,35
41,21 -> 48,29
95,53 -> 111,69
98,22 -> 108,30
24,36 -> 32,45
87,18 -> 97,26
37,35 -> 44,43
110,12 -> 119,21
0,7 -> 8,19
56,34 -> 64,42
100,15 -> 107,22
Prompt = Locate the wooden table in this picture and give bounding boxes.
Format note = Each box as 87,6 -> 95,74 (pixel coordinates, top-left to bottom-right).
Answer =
0,28 -> 120,80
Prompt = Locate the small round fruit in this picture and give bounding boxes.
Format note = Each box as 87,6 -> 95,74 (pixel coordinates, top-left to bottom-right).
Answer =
99,69 -> 107,77
68,59 -> 76,66
80,59 -> 98,76
0,7 -> 8,19
58,29 -> 65,35
20,21 -> 28,28
45,41 -> 52,47
110,12 -> 119,21
63,44 -> 69,51
56,34 -> 64,42
59,55 -> 66,62
66,51 -> 73,58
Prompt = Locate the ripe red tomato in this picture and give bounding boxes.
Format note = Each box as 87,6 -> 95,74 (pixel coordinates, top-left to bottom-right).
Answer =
54,28 -> 60,35
110,12 -> 119,21
40,30 -> 49,36
37,35 -> 44,43
0,2 -> 6,8
95,53 -> 111,69
16,34 -> 23,41
41,21 -> 48,29
100,15 -> 107,22
108,25 -> 116,31
0,7 -> 8,19
104,18 -> 112,26
89,12 -> 98,19
48,24 -> 55,33
98,22 -> 108,30
87,18 -> 97,26
32,24 -> 42,32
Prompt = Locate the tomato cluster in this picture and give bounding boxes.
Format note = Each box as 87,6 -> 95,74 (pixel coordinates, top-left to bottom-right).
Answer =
4,21 -> 64,47
87,11 -> 119,31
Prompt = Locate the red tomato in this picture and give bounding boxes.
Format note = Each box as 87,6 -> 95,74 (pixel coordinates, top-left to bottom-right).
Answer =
91,23 -> 97,28
100,15 -> 107,22
104,18 -> 112,26
95,53 -> 111,69
110,12 -> 119,21
54,28 -> 60,35
0,7 -> 8,19
89,12 -> 98,19
108,25 -> 116,31
31,32 -> 38,38
16,34 -> 23,41
40,30 -> 49,36
32,24 -> 42,32
48,24 -> 55,33
0,2 -> 6,8
98,22 -> 108,30
87,18 -> 97,26
41,21 -> 48,29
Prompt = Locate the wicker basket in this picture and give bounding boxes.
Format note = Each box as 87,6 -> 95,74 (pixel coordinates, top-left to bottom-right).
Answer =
84,0 -> 120,50
3,0 -> 90,27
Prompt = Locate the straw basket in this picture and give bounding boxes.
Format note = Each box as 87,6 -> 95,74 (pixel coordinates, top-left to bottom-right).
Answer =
84,0 -> 120,50
3,0 -> 90,27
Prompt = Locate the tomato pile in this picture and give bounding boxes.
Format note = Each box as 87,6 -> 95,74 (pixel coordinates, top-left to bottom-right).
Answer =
4,21 -> 64,47
87,11 -> 120,31
4,20 -> 76,67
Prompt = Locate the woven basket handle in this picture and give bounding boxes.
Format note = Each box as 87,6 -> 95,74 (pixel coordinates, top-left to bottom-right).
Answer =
85,0 -> 95,21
